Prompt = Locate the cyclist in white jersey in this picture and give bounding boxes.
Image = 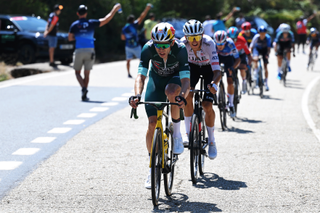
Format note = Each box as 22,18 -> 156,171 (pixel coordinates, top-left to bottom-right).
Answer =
180,19 -> 221,159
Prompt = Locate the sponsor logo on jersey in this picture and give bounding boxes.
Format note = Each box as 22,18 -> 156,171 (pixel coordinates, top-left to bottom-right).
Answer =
211,62 -> 219,65
212,56 -> 218,60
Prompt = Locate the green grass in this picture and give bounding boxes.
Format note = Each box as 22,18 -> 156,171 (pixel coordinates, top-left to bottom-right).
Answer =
0,62 -> 11,82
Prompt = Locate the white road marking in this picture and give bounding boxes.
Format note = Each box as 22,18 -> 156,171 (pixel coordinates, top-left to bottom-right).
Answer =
301,75 -> 320,142
121,93 -> 134,97
101,102 -> 119,106
12,148 -> 40,156
0,161 -> 23,170
47,128 -> 72,134
90,107 -> 109,112
63,120 -> 85,125
112,97 -> 127,101
77,113 -> 97,118
31,137 -> 56,143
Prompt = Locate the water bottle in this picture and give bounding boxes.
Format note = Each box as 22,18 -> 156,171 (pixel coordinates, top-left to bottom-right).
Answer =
147,3 -> 153,8
116,3 -> 122,13
235,7 -> 241,11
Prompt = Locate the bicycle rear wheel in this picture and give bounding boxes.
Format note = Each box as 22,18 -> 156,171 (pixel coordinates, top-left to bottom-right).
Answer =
189,114 -> 200,184
151,128 -> 162,206
198,110 -> 206,176
164,123 -> 174,196
218,82 -> 227,130
246,68 -> 252,95
233,77 -> 239,115
258,67 -> 263,98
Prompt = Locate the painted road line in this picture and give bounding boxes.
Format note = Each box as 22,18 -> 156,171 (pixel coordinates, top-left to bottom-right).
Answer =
101,102 -> 119,106
47,128 -> 72,134
31,137 -> 56,143
0,162 -> 23,170
121,93 -> 134,97
112,97 -> 127,101
77,113 -> 97,118
90,107 -> 109,112
12,148 -> 40,156
63,120 -> 85,125
301,75 -> 320,142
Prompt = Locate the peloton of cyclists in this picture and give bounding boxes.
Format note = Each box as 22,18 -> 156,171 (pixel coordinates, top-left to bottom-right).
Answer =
239,22 -> 257,47
213,30 -> 240,118
250,26 -> 272,91
307,27 -> 320,68
128,22 -> 190,189
273,24 -> 295,80
181,19 -> 221,160
227,26 -> 252,94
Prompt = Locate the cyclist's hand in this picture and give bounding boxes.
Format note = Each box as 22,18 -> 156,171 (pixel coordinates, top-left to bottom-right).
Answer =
175,95 -> 187,108
128,94 -> 141,108
228,67 -> 235,76
207,82 -> 218,94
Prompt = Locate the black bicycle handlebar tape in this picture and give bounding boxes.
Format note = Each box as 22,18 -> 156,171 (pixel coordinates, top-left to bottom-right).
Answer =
175,96 -> 187,106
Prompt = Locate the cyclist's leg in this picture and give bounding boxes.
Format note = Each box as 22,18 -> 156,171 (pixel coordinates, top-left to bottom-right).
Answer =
261,49 -> 269,89
252,48 -> 259,82
277,43 -> 284,78
239,54 -> 248,93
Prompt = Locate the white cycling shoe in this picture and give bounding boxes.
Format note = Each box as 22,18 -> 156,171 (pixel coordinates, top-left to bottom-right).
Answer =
173,137 -> 184,155
182,133 -> 189,146
208,141 -> 217,160
145,173 -> 151,189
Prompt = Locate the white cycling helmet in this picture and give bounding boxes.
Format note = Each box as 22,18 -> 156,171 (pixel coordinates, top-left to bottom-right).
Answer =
282,24 -> 290,33
310,27 -> 317,34
183,19 -> 204,36
151,22 -> 175,42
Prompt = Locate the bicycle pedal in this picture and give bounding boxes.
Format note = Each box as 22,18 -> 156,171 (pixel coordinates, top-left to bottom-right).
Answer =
200,149 -> 207,155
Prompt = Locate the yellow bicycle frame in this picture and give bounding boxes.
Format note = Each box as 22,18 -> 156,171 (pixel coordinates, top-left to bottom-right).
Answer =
149,108 -> 166,169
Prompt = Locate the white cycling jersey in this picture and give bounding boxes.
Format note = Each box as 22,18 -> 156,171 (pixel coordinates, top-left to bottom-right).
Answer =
180,34 -> 221,71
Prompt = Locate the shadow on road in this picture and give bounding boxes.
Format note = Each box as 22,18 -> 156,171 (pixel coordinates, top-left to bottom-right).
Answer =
153,193 -> 222,212
261,95 -> 282,100
227,126 -> 254,134
81,100 -> 106,104
195,173 -> 247,190
234,117 -> 263,124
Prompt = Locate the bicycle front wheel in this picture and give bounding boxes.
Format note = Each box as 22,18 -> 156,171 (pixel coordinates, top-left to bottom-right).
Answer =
218,82 -> 227,130
164,123 -> 174,196
258,67 -> 264,98
199,110 -> 206,176
233,77 -> 239,114
189,114 -> 200,184
151,128 -> 162,206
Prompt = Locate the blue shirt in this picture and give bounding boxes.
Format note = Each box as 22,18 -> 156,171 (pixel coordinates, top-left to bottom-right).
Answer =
274,31 -> 295,43
69,18 -> 100,49
250,34 -> 272,49
213,20 -> 226,32
122,20 -> 139,48
216,38 -> 239,58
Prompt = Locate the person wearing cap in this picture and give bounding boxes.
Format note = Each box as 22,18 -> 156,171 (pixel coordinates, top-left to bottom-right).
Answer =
121,4 -> 152,78
44,4 -> 63,67
296,13 -> 316,54
68,4 -> 121,101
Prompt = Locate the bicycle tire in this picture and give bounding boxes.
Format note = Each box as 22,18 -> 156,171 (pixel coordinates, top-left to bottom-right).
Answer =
246,68 -> 252,95
151,128 -> 162,206
164,123 -> 174,196
199,110 -> 206,176
189,114 -> 200,184
233,77 -> 239,114
258,67 -> 263,98
218,82 -> 227,130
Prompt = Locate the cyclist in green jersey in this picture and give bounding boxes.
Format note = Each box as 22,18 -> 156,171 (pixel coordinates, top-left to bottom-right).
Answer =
129,22 -> 190,189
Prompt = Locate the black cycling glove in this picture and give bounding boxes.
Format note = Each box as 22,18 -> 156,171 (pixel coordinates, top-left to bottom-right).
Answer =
128,94 -> 141,105
175,95 -> 187,106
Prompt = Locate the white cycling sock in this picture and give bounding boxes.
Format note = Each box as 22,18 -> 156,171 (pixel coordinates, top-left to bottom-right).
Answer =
228,94 -> 234,107
172,120 -> 181,138
265,78 -> 268,86
184,116 -> 192,136
278,67 -> 281,74
287,60 -> 291,66
207,126 -> 215,143
243,79 -> 247,84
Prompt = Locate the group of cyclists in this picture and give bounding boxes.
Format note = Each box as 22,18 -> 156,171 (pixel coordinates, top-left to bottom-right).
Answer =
128,18 -> 319,189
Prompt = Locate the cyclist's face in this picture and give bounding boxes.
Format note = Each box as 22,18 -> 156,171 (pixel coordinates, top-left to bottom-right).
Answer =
186,35 -> 202,50
244,30 -> 250,36
216,43 -> 226,50
283,32 -> 288,38
259,32 -> 266,39
154,41 -> 172,58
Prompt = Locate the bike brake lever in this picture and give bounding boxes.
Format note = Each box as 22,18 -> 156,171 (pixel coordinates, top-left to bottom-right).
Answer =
130,108 -> 139,119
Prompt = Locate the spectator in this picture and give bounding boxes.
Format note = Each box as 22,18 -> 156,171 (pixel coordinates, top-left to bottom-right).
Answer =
44,4 -> 63,68
143,13 -> 158,41
212,7 -> 238,33
68,4 -> 121,101
296,13 -> 316,54
235,13 -> 245,31
203,15 -> 216,38
121,4 -> 152,78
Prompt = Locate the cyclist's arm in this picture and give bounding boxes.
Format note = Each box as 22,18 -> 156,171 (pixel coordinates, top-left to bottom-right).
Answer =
99,4 -> 121,27
207,40 -> 221,84
134,74 -> 146,96
177,47 -> 190,99
135,43 -> 152,95
230,42 -> 240,69
249,35 -> 258,53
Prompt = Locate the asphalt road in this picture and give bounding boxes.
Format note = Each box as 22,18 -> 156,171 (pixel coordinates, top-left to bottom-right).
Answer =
1,51 -> 320,212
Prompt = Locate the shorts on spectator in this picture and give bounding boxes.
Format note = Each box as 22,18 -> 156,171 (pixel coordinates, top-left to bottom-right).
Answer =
298,34 -> 307,45
125,45 -> 141,60
47,35 -> 57,48
73,48 -> 95,71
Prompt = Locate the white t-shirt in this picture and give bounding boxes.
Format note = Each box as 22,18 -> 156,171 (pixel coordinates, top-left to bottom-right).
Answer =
203,20 -> 215,37
180,34 -> 220,71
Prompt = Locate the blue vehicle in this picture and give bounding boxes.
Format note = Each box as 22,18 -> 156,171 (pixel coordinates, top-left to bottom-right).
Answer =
160,18 -> 188,39
244,16 -> 274,38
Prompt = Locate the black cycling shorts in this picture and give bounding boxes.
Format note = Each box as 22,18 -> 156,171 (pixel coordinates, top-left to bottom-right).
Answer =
277,41 -> 292,56
189,63 -> 214,103
240,53 -> 248,65
310,40 -> 320,49
218,55 -> 235,78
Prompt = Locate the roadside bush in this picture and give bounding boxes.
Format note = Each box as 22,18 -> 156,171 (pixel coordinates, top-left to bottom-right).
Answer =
0,62 -> 11,82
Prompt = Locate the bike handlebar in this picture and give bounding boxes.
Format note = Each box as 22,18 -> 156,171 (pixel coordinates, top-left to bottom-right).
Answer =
130,101 -> 180,119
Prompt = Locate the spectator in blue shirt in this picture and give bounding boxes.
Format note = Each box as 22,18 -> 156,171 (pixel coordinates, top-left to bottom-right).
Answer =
68,4 -> 121,101
121,4 -> 152,78
212,7 -> 238,33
